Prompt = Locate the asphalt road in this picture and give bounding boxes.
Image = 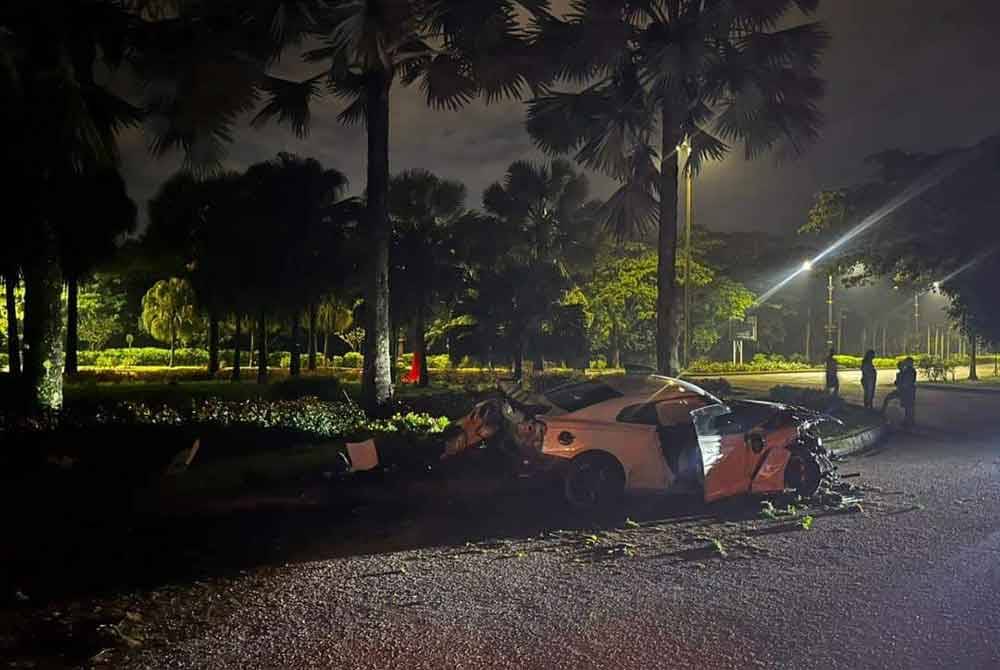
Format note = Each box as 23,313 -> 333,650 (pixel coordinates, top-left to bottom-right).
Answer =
5,374 -> 1000,669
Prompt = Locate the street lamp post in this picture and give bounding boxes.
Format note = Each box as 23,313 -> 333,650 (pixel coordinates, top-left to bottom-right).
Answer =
679,138 -> 693,368
826,274 -> 834,352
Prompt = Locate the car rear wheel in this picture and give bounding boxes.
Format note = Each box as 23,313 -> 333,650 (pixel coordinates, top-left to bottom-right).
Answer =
564,452 -> 625,510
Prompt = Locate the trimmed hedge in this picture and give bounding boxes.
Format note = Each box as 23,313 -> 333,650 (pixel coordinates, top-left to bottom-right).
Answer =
1,397 -> 449,445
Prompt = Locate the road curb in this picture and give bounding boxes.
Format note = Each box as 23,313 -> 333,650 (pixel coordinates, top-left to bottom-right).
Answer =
826,423 -> 887,456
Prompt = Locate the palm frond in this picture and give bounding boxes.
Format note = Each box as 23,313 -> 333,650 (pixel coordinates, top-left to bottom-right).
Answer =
419,54 -> 477,110
251,74 -> 324,138
336,94 -> 368,126
684,128 -> 729,176
599,178 -> 658,241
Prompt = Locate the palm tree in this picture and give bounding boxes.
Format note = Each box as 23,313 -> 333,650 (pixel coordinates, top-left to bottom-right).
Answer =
1,0 -> 142,411
240,153 -> 355,377
251,1 -> 543,408
140,278 -> 201,368
482,159 -> 599,370
388,169 -> 466,386
54,168 -> 137,375
528,0 -> 829,374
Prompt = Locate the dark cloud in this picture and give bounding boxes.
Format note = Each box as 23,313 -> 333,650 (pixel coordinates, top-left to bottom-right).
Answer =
121,0 -> 1000,235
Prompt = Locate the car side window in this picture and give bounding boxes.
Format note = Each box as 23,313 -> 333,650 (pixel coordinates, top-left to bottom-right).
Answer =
654,398 -> 708,427
617,403 -> 658,425
617,396 -> 708,426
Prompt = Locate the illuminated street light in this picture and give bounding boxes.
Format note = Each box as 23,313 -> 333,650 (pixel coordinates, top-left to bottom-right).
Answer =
933,281 -> 941,291
802,260 -> 813,272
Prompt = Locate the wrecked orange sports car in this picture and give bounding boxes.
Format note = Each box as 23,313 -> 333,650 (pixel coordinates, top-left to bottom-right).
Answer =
438,375 -> 839,509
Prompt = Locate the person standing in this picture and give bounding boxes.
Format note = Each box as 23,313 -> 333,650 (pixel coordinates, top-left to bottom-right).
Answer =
861,349 -> 877,409
899,356 -> 917,429
825,349 -> 840,397
882,357 -> 917,430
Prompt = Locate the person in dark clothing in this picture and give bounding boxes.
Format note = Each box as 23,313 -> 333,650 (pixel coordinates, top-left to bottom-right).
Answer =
825,349 -> 840,396
861,349 -> 877,409
882,357 -> 917,429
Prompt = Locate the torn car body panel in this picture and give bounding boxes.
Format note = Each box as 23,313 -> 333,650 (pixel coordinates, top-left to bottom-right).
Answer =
443,375 -> 840,507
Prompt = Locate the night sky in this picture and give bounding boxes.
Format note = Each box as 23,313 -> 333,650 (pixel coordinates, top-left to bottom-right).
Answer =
119,0 -> 1000,235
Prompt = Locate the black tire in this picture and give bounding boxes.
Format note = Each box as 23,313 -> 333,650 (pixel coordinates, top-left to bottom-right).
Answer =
564,452 -> 626,510
784,453 -> 822,497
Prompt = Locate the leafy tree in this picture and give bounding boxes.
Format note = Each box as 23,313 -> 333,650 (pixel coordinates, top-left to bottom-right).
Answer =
804,136 -> 1000,373
1,274 -> 22,376
585,245 -> 658,367
250,0 -> 544,408
78,274 -> 128,351
140,278 -> 202,367
528,0 -> 829,374
388,170 -> 467,386
316,297 -> 355,360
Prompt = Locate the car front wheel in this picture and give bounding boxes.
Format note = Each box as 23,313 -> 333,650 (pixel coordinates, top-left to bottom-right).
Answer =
564,452 -> 625,510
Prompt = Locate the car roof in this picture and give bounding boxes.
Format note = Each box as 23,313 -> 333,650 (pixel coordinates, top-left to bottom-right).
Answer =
542,374 -> 720,421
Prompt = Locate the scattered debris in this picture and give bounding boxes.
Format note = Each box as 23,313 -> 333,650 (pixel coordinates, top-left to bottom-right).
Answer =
800,515 -> 815,530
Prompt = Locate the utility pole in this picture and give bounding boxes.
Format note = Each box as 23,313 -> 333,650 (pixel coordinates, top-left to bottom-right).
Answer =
826,274 -> 834,352
837,309 -> 845,353
913,293 -> 920,353
680,138 -> 693,368
805,305 -> 812,363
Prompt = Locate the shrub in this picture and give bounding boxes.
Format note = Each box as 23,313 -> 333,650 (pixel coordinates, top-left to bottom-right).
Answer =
692,378 -> 733,399
686,358 -> 811,374
426,354 -> 451,369
2,397 -> 449,445
0,353 -> 8,370
341,351 -> 363,368
78,347 -> 210,367
589,357 -> 608,370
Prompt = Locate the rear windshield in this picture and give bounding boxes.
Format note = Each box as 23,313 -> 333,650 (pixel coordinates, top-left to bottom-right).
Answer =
543,380 -> 623,413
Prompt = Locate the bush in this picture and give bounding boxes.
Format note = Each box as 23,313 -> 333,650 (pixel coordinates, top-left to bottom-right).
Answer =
692,378 -> 733,399
0,353 -> 8,370
78,347 -> 210,368
589,357 -> 608,370
686,358 -> 811,374
341,351 -> 363,368
2,397 -> 450,445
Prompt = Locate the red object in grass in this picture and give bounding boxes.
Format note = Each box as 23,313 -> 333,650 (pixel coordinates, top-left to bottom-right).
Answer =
403,351 -> 421,383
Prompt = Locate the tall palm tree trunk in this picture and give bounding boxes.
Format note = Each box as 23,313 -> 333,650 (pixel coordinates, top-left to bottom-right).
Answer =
257,308 -> 268,384
362,71 -> 394,411
290,311 -> 302,376
4,270 -> 21,376
231,314 -> 242,382
208,309 -> 220,375
168,323 -> 176,368
65,276 -> 79,376
415,302 -> 429,387
656,112 -> 681,375
21,227 -> 64,412
307,303 -> 317,371
969,334 -> 979,381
